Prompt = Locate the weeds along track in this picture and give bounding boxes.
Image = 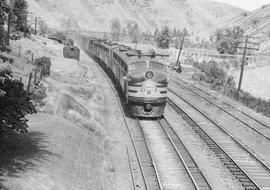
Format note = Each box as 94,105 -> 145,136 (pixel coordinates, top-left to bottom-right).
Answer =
85,53 -> 161,190
167,89 -> 270,190
169,76 -> 270,141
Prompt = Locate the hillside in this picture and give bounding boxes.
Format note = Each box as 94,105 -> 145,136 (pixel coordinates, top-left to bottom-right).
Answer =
228,3 -> 270,53
26,0 -> 244,37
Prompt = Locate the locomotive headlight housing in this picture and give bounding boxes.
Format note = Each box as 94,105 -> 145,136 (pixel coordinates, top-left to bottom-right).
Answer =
145,71 -> 154,79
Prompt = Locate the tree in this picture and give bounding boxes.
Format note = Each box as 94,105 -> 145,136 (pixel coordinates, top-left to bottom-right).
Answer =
173,27 -> 177,37
39,20 -> 48,36
129,22 -> 139,43
214,26 -> 244,54
12,0 -> 28,32
111,18 -> 121,41
0,69 -> 36,134
0,0 -> 11,44
103,32 -> 108,40
122,27 -> 127,40
155,25 -> 170,49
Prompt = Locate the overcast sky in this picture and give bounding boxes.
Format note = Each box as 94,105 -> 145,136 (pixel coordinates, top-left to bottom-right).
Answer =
215,0 -> 269,11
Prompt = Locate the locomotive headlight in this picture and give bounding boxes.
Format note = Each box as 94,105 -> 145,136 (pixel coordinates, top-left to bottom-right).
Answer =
145,71 -> 154,79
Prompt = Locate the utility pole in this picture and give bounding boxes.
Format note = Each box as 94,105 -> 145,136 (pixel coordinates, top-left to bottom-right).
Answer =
176,32 -> 186,67
237,35 -> 248,93
176,30 -> 187,73
7,13 -> 11,46
34,17 -> 37,35
24,13 -> 27,37
236,35 -> 260,96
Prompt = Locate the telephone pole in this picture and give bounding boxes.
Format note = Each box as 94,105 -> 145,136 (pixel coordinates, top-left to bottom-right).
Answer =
24,13 -> 27,37
176,31 -> 186,68
236,35 -> 260,96
7,13 -> 11,46
34,17 -> 37,35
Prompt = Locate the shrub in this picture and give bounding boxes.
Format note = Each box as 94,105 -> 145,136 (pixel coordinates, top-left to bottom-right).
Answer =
192,60 -> 235,92
230,89 -> 270,118
0,68 -> 36,133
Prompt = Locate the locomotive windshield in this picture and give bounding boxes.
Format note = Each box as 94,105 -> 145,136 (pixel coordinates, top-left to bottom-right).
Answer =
129,62 -> 147,70
149,61 -> 166,71
129,61 -> 166,71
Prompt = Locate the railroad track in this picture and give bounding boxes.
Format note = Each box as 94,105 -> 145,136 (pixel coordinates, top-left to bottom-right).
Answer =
84,52 -> 161,190
158,117 -> 212,189
167,89 -> 270,190
169,76 -> 270,141
138,117 -> 211,190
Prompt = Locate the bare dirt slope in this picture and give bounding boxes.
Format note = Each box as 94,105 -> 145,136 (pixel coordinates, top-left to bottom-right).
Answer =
0,37 -> 133,190
27,0 -> 244,37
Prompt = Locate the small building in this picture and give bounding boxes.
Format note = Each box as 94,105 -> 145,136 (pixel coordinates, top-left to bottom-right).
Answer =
63,45 -> 80,61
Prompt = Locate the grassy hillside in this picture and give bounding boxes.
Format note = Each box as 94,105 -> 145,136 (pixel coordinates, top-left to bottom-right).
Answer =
228,3 -> 270,53
26,0 -> 244,37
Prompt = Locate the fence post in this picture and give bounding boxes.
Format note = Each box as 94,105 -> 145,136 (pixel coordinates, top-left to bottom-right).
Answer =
27,73 -> 32,93
19,77 -> 22,83
31,53 -> 34,64
34,67 -> 37,86
18,45 -> 21,57
40,67 -> 43,80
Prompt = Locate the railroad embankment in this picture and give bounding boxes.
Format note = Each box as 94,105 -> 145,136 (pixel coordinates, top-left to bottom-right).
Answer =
0,36 -> 131,190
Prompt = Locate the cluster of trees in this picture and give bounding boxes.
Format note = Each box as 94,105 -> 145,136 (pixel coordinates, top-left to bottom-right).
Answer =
110,18 -> 140,43
110,18 -> 245,53
0,0 -> 28,45
110,18 -> 195,49
213,26 -> 244,54
0,0 -> 37,134
153,27 -> 188,49
153,26 -> 170,49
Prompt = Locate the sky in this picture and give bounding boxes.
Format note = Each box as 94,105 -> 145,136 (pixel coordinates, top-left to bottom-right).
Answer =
214,0 -> 270,11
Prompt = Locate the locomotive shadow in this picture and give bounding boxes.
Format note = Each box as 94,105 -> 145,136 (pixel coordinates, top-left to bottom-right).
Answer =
85,51 -> 134,119
0,131 -> 60,186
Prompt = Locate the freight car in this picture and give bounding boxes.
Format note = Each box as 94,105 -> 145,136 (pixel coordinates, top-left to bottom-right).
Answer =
79,36 -> 169,117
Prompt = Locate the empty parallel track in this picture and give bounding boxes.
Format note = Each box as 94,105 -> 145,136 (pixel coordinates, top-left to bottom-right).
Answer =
138,117 -> 211,189
168,89 -> 270,190
158,117 -> 211,190
169,76 -> 270,141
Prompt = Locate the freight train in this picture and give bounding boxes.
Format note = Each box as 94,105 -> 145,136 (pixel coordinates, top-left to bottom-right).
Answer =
78,36 -> 169,117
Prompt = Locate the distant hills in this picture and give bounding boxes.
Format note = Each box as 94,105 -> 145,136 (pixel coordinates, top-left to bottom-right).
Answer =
26,0 -> 244,38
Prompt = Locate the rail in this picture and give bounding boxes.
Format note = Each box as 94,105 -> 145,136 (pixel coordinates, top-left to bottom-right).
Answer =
168,89 -> 270,189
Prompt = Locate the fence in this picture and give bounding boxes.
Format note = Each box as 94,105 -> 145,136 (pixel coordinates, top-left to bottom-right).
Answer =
26,57 -> 51,93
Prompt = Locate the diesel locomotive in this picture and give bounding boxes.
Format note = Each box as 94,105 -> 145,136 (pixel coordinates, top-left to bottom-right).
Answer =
78,35 -> 169,117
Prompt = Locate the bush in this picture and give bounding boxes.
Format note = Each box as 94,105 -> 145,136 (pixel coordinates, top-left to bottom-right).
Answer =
192,60 -> 235,92
0,69 -> 36,133
230,89 -> 270,118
